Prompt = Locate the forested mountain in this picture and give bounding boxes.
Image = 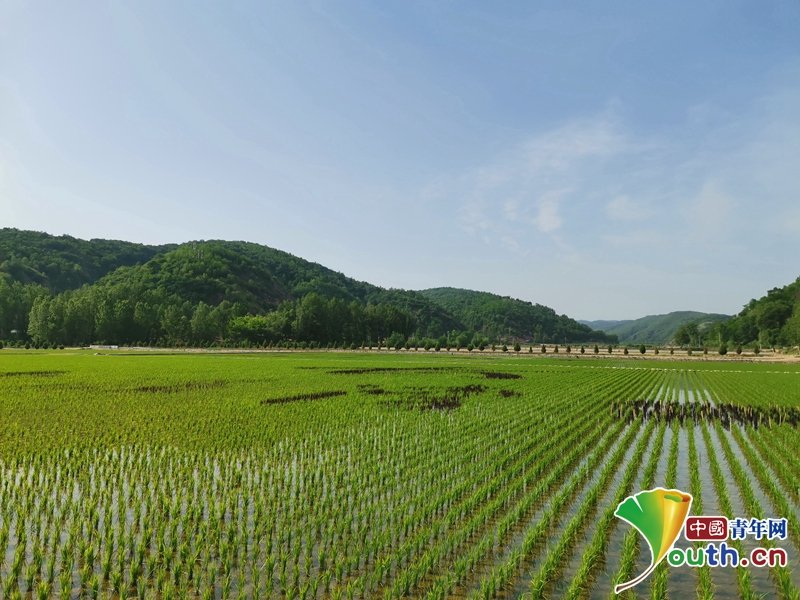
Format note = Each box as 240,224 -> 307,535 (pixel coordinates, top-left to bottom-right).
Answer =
710,277 -> 800,347
0,229 -> 613,347
420,288 -> 616,343
0,228 -> 171,291
579,319 -> 627,332
581,311 -> 730,345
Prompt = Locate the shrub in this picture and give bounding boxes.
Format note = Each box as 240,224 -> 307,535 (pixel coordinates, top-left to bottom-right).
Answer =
501,344 -> 508,352
565,345 -> 571,353
607,345 -> 613,354
593,345 -> 599,354
719,344 -> 728,356
580,346 -> 585,354
513,343 -> 521,352
528,345 -> 533,353
736,345 -> 742,355
623,347 -> 629,355
541,345 -> 547,353
639,345 -> 646,354
467,343 -> 474,352
554,345 -> 559,353
654,347 -> 659,355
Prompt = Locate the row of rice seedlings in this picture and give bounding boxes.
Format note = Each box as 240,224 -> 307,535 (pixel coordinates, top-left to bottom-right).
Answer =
460,369 -> 665,600
732,427 -> 800,554
649,422 -> 679,598
562,418 -> 657,599
608,420 -> 667,600
1,404 -> 512,600
462,417 -> 626,600
383,395 -> 608,598
734,429 -> 800,550
700,422 -> 755,598
699,371 -> 800,424
343,397 -> 553,588
434,368 -> 666,598
749,428 -> 800,507
427,406 -> 614,600
526,419 -> 645,598
715,423 -> 798,598
3,368 -> 600,587
686,424 -> 715,598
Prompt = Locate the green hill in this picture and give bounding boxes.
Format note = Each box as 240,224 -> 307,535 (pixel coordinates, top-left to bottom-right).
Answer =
0,229 -> 611,347
420,288 -> 616,344
579,319 -> 627,332
582,311 -> 730,345
0,227 -> 172,291
715,277 -> 800,347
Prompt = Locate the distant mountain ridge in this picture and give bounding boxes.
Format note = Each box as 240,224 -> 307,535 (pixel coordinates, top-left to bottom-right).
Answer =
0,228 -> 614,345
580,311 -> 730,344
422,287 -> 611,343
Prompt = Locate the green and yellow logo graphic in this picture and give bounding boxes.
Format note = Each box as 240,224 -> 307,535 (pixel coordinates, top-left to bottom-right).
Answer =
614,488 -> 693,593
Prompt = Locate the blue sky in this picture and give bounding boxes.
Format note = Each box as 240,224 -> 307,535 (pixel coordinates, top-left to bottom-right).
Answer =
2,1 -> 799,319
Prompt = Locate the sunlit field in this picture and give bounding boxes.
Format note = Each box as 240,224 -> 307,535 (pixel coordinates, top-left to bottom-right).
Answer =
1,350 -> 799,599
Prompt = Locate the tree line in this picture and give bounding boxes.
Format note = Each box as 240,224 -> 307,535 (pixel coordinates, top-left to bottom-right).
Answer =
4,281 -> 490,349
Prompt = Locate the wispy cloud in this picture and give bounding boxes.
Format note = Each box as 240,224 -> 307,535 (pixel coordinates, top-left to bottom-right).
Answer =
452,110 -> 635,247
426,68 -> 800,317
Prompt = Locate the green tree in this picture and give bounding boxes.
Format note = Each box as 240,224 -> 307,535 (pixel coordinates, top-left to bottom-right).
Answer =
386,331 -> 406,350
190,302 -> 217,344
674,322 -> 699,347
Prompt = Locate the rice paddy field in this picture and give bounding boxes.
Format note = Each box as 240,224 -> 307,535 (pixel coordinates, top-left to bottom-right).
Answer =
0,349 -> 799,599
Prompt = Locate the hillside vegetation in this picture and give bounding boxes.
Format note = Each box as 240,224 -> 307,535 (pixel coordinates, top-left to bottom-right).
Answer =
0,229 -> 614,347
421,287 -> 608,343
0,227 -> 171,291
712,277 -> 800,347
583,311 -> 730,345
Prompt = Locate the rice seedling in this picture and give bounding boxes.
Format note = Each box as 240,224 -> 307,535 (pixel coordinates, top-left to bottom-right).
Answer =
0,351 -> 795,598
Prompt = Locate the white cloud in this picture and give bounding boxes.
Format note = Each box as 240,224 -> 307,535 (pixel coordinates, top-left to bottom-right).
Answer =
452,110 -> 633,246
522,115 -> 629,173
532,190 -> 565,233
684,180 -> 734,230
